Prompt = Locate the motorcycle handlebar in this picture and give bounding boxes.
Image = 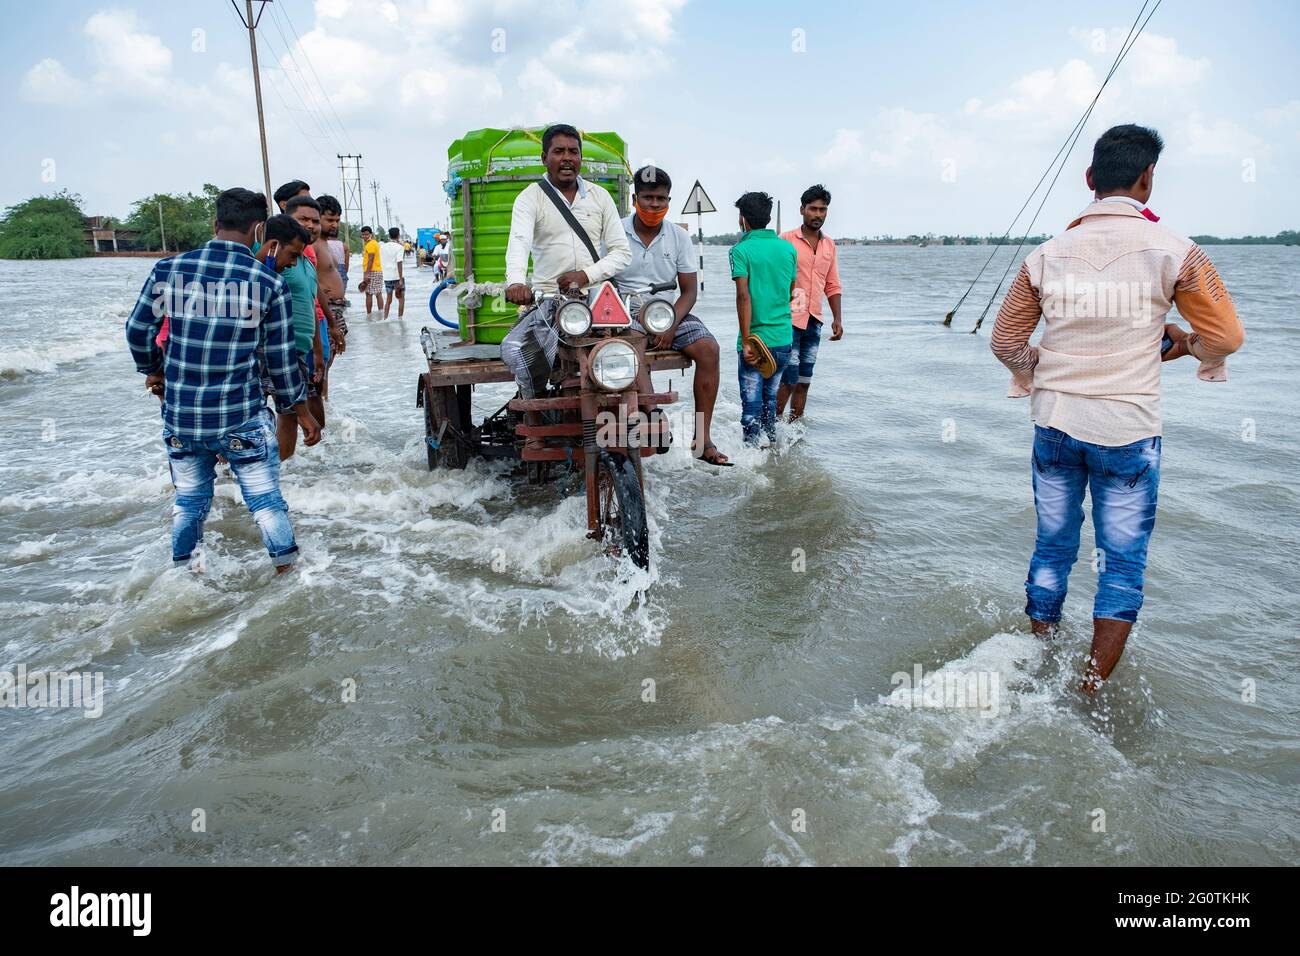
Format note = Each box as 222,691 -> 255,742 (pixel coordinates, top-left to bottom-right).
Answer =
518,280 -> 676,306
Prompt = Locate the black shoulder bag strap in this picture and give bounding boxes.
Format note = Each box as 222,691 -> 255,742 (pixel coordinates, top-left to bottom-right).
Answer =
536,178 -> 601,264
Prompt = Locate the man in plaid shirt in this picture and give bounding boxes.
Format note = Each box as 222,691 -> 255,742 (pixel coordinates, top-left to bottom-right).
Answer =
125,187 -> 320,573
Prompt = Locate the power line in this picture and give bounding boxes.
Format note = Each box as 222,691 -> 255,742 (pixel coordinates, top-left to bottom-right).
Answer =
266,2 -> 406,225
255,23 -> 338,157
945,0 -> 1161,331
969,0 -> 1163,334
264,2 -> 349,150
222,0 -> 334,172
273,0 -> 357,154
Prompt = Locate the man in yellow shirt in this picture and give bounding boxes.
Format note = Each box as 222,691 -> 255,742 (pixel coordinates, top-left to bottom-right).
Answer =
358,225 -> 383,317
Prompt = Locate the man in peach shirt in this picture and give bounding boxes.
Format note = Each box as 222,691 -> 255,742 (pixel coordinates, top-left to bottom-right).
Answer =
778,184 -> 844,421
991,124 -> 1244,695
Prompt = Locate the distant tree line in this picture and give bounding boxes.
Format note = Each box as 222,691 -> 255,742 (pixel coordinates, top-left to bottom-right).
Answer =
0,186 -> 373,259
701,232 -> 1049,246
703,230 -> 1297,247
0,190 -> 87,259
1192,231 -> 1298,245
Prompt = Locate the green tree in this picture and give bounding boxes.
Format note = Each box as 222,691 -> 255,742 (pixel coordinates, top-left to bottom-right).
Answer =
0,190 -> 87,259
125,187 -> 218,252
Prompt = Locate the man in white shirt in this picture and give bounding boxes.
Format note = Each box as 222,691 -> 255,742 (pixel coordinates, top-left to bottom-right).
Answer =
379,227 -> 406,319
434,235 -> 451,281
500,124 -> 631,398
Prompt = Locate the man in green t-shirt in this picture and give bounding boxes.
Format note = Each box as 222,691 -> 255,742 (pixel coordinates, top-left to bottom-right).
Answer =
729,191 -> 797,447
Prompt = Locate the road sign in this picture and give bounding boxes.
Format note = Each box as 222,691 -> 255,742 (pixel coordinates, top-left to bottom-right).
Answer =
681,180 -> 716,216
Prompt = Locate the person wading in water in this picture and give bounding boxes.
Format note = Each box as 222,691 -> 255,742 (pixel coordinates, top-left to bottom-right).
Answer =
990,124 -> 1245,694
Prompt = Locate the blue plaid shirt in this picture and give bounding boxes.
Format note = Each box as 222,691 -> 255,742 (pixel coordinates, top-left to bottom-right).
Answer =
125,239 -> 305,440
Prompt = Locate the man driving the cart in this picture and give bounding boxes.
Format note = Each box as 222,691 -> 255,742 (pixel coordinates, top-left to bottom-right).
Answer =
501,123 -> 631,400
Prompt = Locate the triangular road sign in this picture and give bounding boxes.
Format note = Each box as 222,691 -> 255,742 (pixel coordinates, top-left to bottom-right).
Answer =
589,281 -> 631,327
680,180 -> 716,216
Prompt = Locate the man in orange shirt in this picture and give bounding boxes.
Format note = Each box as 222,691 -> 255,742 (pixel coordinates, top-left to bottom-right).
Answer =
778,184 -> 844,421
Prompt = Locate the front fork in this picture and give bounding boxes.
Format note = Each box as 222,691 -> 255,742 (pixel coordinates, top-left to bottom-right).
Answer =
583,389 -> 644,540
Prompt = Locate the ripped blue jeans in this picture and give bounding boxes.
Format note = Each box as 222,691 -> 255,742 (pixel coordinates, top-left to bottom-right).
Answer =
1026,425 -> 1160,624
737,344 -> 791,445
163,408 -> 298,567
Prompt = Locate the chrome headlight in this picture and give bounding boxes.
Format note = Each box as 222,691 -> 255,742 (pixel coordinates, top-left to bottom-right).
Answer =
639,298 -> 675,335
589,340 -> 639,391
556,299 -> 592,336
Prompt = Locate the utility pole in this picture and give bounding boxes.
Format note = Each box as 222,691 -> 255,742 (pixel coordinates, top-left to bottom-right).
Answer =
158,199 -> 166,252
338,153 -> 364,236
384,196 -> 392,231
370,181 -> 381,230
337,155 -> 349,247
235,0 -> 275,214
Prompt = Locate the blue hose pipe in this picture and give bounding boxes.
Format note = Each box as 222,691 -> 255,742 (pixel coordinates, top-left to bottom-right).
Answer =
429,278 -> 459,330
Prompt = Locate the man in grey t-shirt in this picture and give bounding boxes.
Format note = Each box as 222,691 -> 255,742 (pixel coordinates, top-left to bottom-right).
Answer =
616,165 -> 727,466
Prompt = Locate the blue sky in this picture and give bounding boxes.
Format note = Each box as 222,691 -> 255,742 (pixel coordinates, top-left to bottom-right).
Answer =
4,0 -> 1297,237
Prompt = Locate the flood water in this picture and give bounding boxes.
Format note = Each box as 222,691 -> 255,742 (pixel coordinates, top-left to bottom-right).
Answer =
1,243 -> 1296,865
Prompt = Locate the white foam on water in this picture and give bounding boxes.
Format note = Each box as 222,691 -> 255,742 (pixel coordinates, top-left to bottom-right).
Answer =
0,315 -> 128,378
881,630 -> 1045,721
0,468 -> 171,514
257,404 -> 794,658
865,630 -> 1114,864
531,810 -> 676,865
9,533 -> 58,561
577,632 -> 1107,866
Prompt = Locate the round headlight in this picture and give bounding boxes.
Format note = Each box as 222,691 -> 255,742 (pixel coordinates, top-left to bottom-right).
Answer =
639,298 -> 675,335
589,340 -> 639,391
556,299 -> 592,336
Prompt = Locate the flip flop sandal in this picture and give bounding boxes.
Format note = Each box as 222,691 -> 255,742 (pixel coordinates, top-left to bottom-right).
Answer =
698,442 -> 734,467
744,335 -> 779,378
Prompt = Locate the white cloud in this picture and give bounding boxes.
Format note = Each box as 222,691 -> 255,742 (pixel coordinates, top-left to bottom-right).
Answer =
1072,29 -> 1208,91
19,9 -> 175,106
1257,100 -> 1300,131
315,0 -> 351,18
818,129 -> 865,170
1126,33 -> 1209,88
517,59 -> 626,121
1179,112 -> 1268,161
983,59 -> 1098,119
599,0 -> 689,44
20,58 -> 84,105
84,9 -> 172,91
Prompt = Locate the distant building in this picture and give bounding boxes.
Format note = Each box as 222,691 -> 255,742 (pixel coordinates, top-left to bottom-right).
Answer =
83,216 -> 146,254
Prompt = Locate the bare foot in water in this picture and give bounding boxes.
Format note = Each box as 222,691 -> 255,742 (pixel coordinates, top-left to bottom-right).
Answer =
1030,618 -> 1057,639
1080,618 -> 1132,696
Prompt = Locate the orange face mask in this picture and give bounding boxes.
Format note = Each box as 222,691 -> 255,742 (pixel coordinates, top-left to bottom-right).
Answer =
635,201 -> 669,228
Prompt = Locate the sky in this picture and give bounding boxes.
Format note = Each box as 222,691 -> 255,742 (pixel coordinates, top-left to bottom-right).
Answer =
4,0 -> 1298,238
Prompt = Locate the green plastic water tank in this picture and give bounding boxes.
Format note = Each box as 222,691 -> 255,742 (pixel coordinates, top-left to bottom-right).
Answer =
447,127 -> 629,343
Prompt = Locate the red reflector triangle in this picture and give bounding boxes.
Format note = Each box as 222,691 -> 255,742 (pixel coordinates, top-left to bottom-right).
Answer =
589,281 -> 630,326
